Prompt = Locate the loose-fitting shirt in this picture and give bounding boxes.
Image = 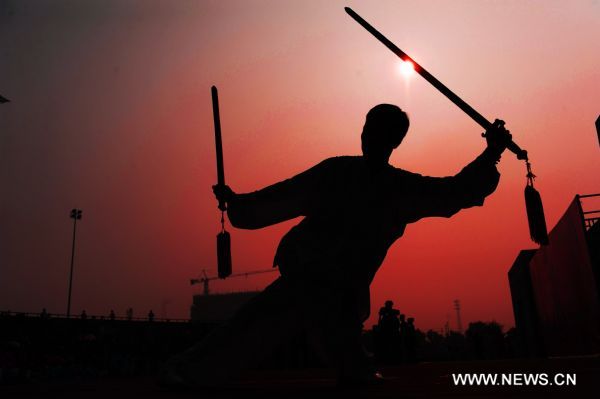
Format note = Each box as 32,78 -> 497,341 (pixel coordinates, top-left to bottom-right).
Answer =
227,153 -> 500,321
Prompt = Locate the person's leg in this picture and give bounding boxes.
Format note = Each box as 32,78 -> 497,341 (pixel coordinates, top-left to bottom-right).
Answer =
328,301 -> 373,380
164,277 -> 298,387
288,276 -> 375,382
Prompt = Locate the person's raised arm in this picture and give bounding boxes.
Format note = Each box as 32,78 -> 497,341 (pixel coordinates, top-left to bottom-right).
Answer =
400,120 -> 512,221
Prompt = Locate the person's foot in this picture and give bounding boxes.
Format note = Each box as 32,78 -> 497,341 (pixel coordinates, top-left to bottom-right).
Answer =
337,370 -> 385,388
157,359 -> 229,390
156,363 -> 189,391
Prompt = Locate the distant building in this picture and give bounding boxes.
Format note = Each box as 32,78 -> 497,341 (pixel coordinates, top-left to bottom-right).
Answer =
191,291 -> 260,323
508,249 -> 544,357
508,194 -> 600,356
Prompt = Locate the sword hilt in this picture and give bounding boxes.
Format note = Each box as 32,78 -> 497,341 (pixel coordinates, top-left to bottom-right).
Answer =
481,120 -> 528,161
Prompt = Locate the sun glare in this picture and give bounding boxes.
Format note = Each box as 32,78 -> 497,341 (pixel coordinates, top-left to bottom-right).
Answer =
399,60 -> 415,77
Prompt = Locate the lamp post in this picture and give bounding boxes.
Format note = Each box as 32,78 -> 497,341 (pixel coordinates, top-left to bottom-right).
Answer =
453,299 -> 463,334
67,208 -> 82,318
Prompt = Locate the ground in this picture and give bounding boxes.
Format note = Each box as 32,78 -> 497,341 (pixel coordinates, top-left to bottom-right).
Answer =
2,357 -> 599,398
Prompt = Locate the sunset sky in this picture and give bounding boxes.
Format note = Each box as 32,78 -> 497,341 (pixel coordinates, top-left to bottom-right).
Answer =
1,0 -> 598,331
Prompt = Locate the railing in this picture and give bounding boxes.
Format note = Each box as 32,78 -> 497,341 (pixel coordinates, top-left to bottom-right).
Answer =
579,193 -> 600,231
0,310 -> 190,323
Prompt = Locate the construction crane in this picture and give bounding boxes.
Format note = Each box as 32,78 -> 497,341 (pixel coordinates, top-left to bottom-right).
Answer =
190,268 -> 277,296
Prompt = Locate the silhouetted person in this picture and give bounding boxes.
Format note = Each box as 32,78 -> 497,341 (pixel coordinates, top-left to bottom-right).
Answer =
40,308 -> 48,319
376,300 -> 400,363
109,309 -> 116,321
378,300 -> 400,327
399,314 -> 407,331
405,317 -> 417,363
80,310 -> 87,320
126,308 -> 133,321
163,104 -> 510,388
148,310 -> 155,322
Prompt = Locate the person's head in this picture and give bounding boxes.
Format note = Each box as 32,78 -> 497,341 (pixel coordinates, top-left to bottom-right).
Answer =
385,300 -> 393,308
361,104 -> 409,165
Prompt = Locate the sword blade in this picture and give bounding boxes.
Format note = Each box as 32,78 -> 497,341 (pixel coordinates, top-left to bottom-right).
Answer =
211,85 -> 227,210
345,7 -> 527,160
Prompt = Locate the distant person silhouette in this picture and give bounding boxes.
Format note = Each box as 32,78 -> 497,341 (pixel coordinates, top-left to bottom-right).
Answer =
148,310 -> 155,322
80,310 -> 87,320
163,104 -> 510,387
376,300 -> 400,363
378,300 -> 400,329
399,313 -> 407,331
109,309 -> 116,321
405,317 -> 417,363
399,313 -> 408,362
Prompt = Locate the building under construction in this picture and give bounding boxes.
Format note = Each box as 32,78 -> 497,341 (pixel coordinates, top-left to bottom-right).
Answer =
189,268 -> 276,323
191,291 -> 260,323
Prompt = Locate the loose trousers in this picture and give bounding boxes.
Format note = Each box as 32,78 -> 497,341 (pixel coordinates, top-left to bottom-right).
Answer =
169,275 -> 368,386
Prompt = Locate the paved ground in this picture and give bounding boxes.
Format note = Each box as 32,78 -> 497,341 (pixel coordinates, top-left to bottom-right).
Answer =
2,357 -> 599,398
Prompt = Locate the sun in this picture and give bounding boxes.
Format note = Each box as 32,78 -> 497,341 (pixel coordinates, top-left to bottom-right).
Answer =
398,60 -> 415,77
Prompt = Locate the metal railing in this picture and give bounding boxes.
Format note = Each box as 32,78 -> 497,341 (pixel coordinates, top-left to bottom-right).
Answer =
579,193 -> 600,231
0,310 -> 190,323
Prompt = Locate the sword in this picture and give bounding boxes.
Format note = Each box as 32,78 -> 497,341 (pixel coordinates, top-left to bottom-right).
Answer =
345,7 -> 548,245
212,86 -> 227,211
211,85 -> 232,277
345,7 -> 528,161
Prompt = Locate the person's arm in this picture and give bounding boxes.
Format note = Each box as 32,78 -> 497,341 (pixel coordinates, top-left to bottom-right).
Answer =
400,120 -> 510,222
402,150 -> 500,221
214,158 -> 334,230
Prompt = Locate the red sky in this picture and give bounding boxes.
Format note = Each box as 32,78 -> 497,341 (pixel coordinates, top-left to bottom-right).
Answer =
1,0 -> 598,331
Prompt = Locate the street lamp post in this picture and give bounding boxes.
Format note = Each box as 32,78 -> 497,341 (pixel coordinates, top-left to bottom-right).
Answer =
67,208 -> 82,318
